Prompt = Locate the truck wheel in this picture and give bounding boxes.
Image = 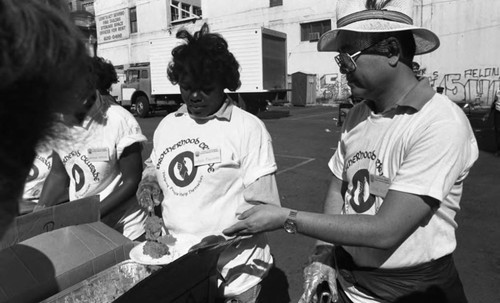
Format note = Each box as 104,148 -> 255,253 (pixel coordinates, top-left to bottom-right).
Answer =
135,96 -> 149,118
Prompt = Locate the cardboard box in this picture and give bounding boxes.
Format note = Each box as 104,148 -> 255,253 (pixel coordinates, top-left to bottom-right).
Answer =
0,222 -> 134,303
0,196 -> 100,249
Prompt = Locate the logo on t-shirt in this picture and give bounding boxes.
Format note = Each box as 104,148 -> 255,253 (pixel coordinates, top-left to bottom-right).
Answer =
72,164 -> 86,192
344,150 -> 386,214
349,169 -> 376,213
60,150 -> 101,198
168,152 -> 198,187
26,154 -> 52,182
26,165 -> 40,183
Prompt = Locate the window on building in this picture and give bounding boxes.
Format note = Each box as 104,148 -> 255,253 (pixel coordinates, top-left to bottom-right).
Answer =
171,1 -> 180,21
300,20 -> 331,42
130,7 -> 137,33
181,3 -> 190,19
193,5 -> 202,17
170,1 -> 202,23
270,0 -> 283,7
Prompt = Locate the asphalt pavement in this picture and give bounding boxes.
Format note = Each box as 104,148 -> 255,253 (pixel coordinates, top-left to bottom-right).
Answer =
137,104 -> 500,303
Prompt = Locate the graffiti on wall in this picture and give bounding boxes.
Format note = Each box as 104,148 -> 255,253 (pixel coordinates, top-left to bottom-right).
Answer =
429,67 -> 500,106
316,66 -> 500,105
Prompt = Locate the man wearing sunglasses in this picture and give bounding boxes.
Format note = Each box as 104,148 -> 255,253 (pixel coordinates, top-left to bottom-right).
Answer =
223,0 -> 478,302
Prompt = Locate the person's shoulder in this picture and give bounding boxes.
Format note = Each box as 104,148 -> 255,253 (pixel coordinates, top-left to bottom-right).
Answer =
154,111 -> 184,133
426,93 -> 463,115
232,107 -> 271,135
107,104 -> 135,119
421,94 -> 472,130
232,105 -> 266,128
105,105 -> 142,130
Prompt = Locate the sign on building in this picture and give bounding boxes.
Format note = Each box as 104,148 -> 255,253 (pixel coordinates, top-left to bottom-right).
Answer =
96,9 -> 130,44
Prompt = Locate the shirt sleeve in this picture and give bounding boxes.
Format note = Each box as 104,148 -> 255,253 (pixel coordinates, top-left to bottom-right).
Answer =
240,118 -> 277,188
243,174 -> 281,206
390,120 -> 478,202
115,108 -> 147,159
329,136 -> 346,181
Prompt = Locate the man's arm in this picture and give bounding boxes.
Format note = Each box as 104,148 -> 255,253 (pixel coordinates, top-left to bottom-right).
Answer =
295,190 -> 435,249
224,188 -> 435,250
314,176 -> 345,247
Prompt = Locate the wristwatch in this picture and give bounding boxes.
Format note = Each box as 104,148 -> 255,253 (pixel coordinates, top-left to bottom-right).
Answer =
283,210 -> 298,234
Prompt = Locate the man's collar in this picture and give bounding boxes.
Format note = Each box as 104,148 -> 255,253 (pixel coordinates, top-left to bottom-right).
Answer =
175,98 -> 233,121
396,77 -> 436,111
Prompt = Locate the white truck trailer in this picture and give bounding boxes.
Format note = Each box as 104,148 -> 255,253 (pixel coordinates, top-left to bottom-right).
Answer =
112,26 -> 287,117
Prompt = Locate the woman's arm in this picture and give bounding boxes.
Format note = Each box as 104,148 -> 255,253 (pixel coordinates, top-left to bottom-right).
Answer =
100,142 -> 143,216
37,152 -> 69,208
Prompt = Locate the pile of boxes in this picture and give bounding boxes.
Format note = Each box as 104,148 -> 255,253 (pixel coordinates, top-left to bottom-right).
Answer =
0,197 -> 134,303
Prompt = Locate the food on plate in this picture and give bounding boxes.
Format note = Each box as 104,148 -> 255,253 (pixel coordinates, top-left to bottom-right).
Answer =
157,234 -> 177,246
144,215 -> 163,241
142,214 -> 177,259
143,240 -> 170,259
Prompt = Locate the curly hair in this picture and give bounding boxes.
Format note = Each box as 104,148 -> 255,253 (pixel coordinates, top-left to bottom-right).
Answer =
0,0 -> 93,225
167,23 -> 241,91
92,56 -> 118,95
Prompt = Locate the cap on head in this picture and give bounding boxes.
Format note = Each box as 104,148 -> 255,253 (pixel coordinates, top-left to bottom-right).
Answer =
318,0 -> 440,55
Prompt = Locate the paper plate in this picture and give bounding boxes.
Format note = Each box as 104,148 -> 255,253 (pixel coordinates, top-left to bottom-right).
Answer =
129,241 -> 182,266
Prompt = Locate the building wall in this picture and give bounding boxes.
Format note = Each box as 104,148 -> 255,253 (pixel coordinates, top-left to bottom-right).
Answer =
203,0 -> 336,76
201,0 -> 340,100
95,0 -> 202,67
95,0 -> 500,104
205,0 -> 500,104
413,0 -> 500,106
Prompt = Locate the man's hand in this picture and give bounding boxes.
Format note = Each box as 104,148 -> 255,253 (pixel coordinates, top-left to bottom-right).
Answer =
299,262 -> 338,303
223,204 -> 289,237
298,245 -> 338,303
136,176 -> 163,210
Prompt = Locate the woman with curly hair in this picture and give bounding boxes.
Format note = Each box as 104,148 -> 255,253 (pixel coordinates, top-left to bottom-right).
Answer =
93,56 -> 120,105
37,56 -> 148,241
136,23 -> 280,302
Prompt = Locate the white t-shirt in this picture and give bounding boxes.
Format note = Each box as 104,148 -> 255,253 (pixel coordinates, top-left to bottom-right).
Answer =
148,102 -> 277,296
23,150 -> 53,202
55,103 -> 148,240
329,92 -> 478,302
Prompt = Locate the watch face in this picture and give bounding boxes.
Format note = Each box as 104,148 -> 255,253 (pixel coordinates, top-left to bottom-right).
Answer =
284,219 -> 297,234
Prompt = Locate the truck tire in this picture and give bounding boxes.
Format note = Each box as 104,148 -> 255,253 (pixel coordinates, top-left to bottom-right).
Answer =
135,95 -> 149,118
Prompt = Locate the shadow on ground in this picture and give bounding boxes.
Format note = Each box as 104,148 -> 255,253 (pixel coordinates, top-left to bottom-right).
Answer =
259,265 -> 291,303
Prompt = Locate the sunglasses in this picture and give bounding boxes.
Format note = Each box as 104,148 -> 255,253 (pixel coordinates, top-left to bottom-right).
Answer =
334,40 -> 383,74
